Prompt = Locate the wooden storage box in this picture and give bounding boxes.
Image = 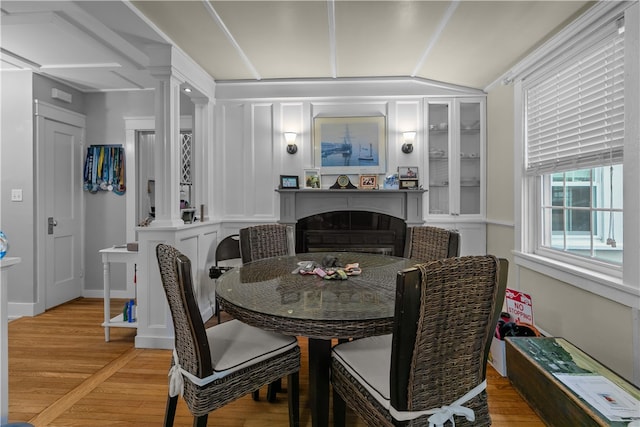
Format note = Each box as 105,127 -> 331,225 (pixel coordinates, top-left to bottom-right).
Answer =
506,337 -> 640,427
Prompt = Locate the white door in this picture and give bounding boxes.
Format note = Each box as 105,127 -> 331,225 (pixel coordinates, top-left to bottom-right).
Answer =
43,118 -> 83,309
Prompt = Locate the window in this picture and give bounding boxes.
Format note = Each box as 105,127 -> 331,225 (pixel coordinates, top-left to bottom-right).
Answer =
525,17 -> 625,271
512,1 -> 639,303
541,165 -> 622,265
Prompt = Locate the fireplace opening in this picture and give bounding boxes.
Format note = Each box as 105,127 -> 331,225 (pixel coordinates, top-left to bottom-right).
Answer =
295,211 -> 406,256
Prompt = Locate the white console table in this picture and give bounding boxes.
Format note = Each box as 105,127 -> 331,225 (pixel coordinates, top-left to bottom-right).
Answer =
1,257 -> 22,425
99,247 -> 139,342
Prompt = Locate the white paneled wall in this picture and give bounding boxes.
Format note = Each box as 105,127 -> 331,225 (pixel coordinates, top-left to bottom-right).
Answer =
213,79 -> 485,229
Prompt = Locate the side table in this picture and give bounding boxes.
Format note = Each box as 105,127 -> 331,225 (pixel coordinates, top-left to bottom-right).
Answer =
1,257 -> 33,426
99,247 -> 139,342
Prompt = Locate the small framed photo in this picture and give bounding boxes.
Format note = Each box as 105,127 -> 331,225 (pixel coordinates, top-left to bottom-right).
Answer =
399,179 -> 419,189
304,169 -> 321,189
398,166 -> 419,180
359,174 -> 378,189
279,175 -> 299,189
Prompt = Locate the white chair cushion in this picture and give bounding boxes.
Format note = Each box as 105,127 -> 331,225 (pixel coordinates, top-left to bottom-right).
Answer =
208,319 -> 298,374
332,334 -> 487,426
331,334 -> 392,409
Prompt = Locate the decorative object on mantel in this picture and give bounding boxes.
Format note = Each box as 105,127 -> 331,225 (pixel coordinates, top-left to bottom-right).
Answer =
0,230 -> 8,259
383,173 -> 399,189
279,174 -> 299,189
358,174 -> 378,190
83,145 -> 126,195
304,169 -> 321,189
398,166 -> 419,189
329,175 -> 357,189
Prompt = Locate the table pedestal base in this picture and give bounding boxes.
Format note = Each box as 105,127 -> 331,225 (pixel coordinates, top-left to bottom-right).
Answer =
308,339 -> 331,427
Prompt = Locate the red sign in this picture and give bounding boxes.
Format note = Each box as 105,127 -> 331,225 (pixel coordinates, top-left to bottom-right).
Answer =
505,288 -> 534,324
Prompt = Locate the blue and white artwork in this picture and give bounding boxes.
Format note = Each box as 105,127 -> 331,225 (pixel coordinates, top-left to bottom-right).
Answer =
314,116 -> 386,174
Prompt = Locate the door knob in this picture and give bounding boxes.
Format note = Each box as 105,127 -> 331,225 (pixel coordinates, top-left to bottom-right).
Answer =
48,217 -> 57,234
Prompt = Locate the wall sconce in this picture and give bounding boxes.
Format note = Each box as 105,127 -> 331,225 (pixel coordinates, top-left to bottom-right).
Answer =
284,132 -> 298,154
401,131 -> 416,154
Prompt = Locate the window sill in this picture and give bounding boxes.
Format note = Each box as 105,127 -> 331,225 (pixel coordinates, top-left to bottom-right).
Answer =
513,251 -> 640,309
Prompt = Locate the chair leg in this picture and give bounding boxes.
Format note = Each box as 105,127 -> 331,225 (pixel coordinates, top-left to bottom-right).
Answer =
333,387 -> 346,427
252,389 -> 260,401
288,372 -> 300,427
193,414 -> 208,427
267,379 -> 281,402
163,394 -> 178,427
216,299 -> 221,324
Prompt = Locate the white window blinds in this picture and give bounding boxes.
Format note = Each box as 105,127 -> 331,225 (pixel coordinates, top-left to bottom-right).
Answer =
525,22 -> 624,175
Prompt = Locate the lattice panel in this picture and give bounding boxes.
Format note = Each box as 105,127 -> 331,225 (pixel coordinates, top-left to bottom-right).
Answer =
181,132 -> 192,184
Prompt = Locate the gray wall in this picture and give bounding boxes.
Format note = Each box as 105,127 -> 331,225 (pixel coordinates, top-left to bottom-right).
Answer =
0,71 -> 36,303
0,71 -> 88,304
84,90 -> 154,292
33,73 -> 85,115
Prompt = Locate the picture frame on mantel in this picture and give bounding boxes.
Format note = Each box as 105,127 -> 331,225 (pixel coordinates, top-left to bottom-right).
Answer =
304,169 -> 321,189
313,116 -> 387,175
279,175 -> 299,189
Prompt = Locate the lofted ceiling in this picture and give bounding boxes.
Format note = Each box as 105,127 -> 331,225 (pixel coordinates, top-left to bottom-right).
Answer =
1,0 -> 594,93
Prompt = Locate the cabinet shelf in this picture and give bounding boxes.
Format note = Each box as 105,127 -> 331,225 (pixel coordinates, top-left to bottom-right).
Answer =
460,127 -> 481,134
102,313 -> 138,328
430,155 -> 480,160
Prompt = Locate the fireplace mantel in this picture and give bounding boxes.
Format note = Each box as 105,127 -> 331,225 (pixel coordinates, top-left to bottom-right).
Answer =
276,189 -> 426,226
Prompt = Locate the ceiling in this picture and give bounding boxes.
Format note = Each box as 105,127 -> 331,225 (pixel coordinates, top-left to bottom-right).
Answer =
1,1 -> 595,93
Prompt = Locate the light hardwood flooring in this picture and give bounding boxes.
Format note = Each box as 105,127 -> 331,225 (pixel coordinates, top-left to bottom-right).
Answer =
7,298 -> 545,426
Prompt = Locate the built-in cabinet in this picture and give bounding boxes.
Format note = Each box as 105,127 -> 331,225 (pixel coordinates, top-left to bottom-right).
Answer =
426,97 -> 486,255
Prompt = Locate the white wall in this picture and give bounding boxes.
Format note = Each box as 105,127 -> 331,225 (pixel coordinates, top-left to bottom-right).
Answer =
213,79 -> 483,227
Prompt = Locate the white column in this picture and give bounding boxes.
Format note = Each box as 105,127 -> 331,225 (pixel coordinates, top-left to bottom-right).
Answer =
192,96 -> 211,222
151,73 -> 183,227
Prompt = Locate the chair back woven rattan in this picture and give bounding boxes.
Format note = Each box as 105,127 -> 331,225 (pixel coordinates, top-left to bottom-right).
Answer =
403,226 -> 460,263
239,224 -> 291,263
331,255 -> 508,427
156,243 -> 301,427
214,234 -> 241,323
237,224 -> 294,402
216,234 -> 241,265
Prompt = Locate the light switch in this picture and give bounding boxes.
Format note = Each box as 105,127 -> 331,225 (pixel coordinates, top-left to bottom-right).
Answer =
11,189 -> 22,202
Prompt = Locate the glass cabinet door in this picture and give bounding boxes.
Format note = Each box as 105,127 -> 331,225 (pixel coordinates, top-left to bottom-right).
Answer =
427,102 -> 450,215
458,101 -> 481,215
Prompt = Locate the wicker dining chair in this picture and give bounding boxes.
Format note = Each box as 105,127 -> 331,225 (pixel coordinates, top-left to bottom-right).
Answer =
403,225 -> 460,262
331,255 -> 508,427
238,223 -> 294,401
212,234 -> 241,324
156,244 -> 300,427
239,223 -> 293,263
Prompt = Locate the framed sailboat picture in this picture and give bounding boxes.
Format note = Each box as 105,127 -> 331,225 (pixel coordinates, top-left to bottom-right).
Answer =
313,116 -> 387,175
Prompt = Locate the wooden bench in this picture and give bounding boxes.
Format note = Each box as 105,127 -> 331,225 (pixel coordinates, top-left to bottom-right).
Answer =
506,337 -> 640,426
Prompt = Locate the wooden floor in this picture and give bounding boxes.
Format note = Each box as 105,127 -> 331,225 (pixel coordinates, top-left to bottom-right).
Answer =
7,298 -> 545,426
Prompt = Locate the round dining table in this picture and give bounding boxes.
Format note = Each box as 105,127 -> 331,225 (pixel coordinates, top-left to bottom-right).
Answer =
216,251 -> 416,427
